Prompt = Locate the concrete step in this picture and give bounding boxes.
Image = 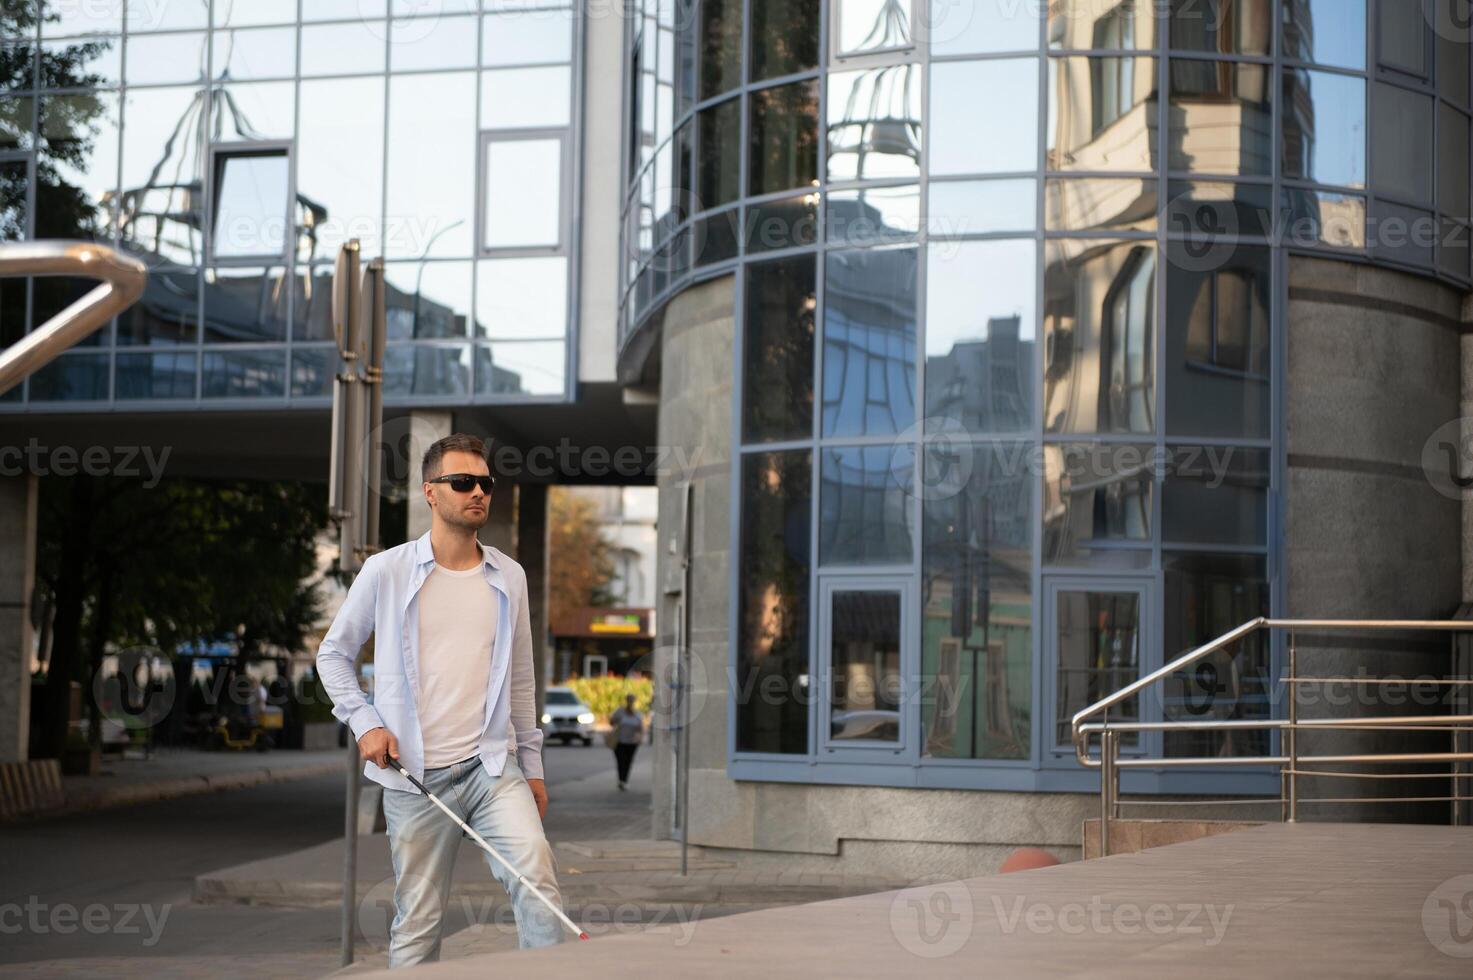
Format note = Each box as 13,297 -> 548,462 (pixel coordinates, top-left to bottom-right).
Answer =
1082,818 -> 1261,859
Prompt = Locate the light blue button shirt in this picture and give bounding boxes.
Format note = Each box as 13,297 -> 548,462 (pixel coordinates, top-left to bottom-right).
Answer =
315,529 -> 545,792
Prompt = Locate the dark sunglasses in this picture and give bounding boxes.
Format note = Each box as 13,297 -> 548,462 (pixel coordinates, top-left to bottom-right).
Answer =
429,473 -> 495,494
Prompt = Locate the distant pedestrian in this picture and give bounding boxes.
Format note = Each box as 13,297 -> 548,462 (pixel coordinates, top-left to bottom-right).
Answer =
608,694 -> 644,791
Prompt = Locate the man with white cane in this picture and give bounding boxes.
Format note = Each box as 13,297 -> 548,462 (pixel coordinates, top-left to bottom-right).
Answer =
317,433 -> 577,966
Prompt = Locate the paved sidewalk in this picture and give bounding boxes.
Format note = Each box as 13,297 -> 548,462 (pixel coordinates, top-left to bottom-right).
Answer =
345,822 -> 1473,979
42,746 -> 348,820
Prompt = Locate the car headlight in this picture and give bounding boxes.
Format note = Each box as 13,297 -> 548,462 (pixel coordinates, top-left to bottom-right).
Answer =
540,713 -> 552,724
576,712 -> 595,725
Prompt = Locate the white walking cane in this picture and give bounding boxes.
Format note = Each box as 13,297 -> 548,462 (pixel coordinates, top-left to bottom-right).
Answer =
395,765 -> 590,941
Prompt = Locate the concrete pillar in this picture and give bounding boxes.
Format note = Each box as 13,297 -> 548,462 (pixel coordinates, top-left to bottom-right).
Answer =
515,484 -> 550,711
0,474 -> 37,763
406,410 -> 454,540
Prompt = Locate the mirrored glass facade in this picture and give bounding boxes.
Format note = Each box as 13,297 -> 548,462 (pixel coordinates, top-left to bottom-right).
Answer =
618,0 -> 1472,786
2,0 -> 578,407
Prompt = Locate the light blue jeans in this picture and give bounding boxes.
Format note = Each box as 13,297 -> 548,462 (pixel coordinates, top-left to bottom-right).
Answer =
380,753 -> 565,967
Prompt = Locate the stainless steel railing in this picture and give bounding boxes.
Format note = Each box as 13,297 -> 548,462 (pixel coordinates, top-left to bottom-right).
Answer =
1072,618 -> 1473,856
0,241 -> 148,396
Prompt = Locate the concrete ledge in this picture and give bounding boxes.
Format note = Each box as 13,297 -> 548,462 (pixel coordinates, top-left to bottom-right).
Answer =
1081,819 -> 1261,859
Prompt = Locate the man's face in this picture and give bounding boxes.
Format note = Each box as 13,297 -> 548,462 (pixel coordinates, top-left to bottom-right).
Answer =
425,450 -> 492,530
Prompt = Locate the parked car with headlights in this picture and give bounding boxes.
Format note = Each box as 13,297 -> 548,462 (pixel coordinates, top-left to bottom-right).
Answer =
540,686 -> 596,745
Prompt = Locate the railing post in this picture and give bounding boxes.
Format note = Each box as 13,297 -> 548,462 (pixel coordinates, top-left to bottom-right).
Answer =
1287,629 -> 1298,823
1100,729 -> 1115,858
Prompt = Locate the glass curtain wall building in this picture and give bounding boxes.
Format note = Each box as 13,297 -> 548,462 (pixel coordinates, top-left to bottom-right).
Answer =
622,0 -> 1473,791
1,0 -> 580,408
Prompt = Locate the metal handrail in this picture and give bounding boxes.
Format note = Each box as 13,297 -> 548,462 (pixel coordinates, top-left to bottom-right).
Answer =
1071,617 -> 1473,856
0,241 -> 149,396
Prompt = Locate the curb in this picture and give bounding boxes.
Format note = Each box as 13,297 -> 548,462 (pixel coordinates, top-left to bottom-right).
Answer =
2,759 -> 344,824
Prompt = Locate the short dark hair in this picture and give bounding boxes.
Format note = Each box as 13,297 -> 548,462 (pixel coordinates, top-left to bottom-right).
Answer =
422,432 -> 488,483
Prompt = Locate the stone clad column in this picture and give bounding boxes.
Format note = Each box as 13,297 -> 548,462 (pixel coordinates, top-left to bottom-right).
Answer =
0,473 -> 38,763
406,410 -> 453,540
515,484 -> 550,710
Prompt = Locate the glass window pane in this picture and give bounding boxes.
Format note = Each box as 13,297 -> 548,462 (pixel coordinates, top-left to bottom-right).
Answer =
117,266 -> 199,345
1161,552 -> 1271,758
33,277 -> 108,347
120,87 -> 200,264
38,91 -> 119,239
1043,443 -> 1153,566
43,1 -> 122,35
290,346 -> 335,397
1166,180 -> 1275,240
1168,59 -> 1272,176
749,0 -> 819,81
202,348 -> 286,398
931,0 -> 1039,56
29,351 -> 109,401
697,97 -> 740,209
1053,589 -> 1141,745
927,178 -> 1035,236
1282,0 -> 1365,70
829,590 -> 902,742
124,32 -> 206,85
748,79 -> 818,196
1371,81 -> 1433,205
480,66 -> 570,128
822,246 -> 917,438
0,96 -> 35,151
1440,218 -> 1471,280
747,192 -> 820,253
1438,8 -> 1470,106
293,264 -> 334,341
476,257 -> 567,338
1048,0 -> 1157,50
1281,186 -> 1366,249
827,65 -> 921,182
215,0 -> 298,27
744,254 -> 816,442
475,340 -> 565,395
694,208 -> 739,264
1377,0 -> 1426,76
1164,243 -> 1271,439
0,158 -> 27,242
699,0 -> 741,99
303,0 -> 388,20
1047,56 -> 1157,173
115,350 -> 196,398
736,449 -> 812,754
301,21 -> 387,76
387,72 -> 476,259
390,14 -> 478,70
125,0 -> 207,32
1167,0 -> 1271,56
202,266 -> 289,342
926,239 -> 1036,434
931,58 -> 1038,175
1281,69 -> 1365,188
828,184 -> 918,246
211,81 -> 295,143
41,36 -> 120,88
211,26 -> 297,80
4,41 -> 35,92
1045,176 -> 1157,231
384,261 -> 472,339
1440,105 -> 1471,220
383,343 -> 471,396
820,445 -> 913,564
212,151 -> 290,260
481,9 -> 572,66
299,77 -> 385,257
1162,445 -> 1268,546
836,0 -> 912,58
1043,240 -> 1156,435
921,441 -> 1033,760
483,138 -> 562,250
1369,198 -> 1435,268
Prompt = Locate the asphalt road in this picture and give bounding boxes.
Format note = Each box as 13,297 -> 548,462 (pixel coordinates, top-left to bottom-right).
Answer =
0,743 -> 642,977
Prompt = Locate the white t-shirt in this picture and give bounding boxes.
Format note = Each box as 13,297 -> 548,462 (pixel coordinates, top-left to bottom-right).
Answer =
416,563 -> 498,767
